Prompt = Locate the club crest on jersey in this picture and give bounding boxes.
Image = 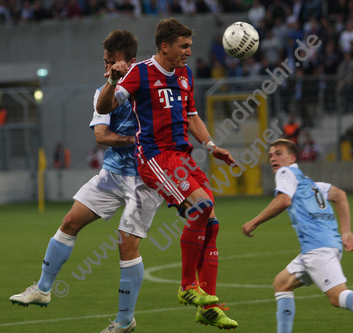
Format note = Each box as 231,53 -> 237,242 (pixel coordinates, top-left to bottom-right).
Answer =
179,76 -> 189,89
179,180 -> 190,191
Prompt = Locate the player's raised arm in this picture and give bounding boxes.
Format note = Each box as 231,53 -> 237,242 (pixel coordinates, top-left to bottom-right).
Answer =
188,114 -> 236,167
96,61 -> 128,114
94,124 -> 135,147
327,185 -> 353,251
242,193 -> 292,237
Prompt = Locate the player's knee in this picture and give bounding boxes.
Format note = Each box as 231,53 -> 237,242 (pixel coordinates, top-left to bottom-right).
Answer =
61,212 -> 81,235
192,199 -> 214,217
329,295 -> 340,307
273,274 -> 288,292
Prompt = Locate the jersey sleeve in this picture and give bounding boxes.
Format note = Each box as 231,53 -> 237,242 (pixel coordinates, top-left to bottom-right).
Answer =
115,63 -> 140,105
315,181 -> 332,201
90,89 -> 111,128
274,167 -> 299,198
187,74 -> 198,116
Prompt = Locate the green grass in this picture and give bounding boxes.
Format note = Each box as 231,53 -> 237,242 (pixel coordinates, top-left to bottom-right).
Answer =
1,197 -> 353,333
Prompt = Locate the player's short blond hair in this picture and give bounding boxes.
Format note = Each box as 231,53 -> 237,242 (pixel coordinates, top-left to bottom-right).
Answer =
270,139 -> 298,157
155,17 -> 193,51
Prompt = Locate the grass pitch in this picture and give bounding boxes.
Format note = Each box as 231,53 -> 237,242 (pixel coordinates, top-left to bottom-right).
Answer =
1,196 -> 353,333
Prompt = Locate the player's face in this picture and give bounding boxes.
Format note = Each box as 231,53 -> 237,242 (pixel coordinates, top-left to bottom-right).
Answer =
165,36 -> 192,69
268,145 -> 296,173
103,50 -> 131,73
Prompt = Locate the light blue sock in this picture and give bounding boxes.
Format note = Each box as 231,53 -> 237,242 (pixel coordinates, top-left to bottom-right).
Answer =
339,290 -> 353,311
275,292 -> 295,333
115,257 -> 144,326
37,229 -> 76,292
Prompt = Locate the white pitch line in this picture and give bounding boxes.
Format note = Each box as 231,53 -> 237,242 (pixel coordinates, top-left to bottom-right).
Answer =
143,249 -> 299,288
0,294 -> 324,327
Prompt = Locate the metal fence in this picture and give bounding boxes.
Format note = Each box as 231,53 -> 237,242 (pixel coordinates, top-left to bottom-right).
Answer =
0,75 -> 351,171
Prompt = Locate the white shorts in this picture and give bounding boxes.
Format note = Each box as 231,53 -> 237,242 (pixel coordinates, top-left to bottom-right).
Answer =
73,169 -> 163,238
287,247 -> 347,293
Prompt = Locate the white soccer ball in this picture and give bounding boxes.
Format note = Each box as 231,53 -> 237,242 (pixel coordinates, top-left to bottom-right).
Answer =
222,22 -> 259,59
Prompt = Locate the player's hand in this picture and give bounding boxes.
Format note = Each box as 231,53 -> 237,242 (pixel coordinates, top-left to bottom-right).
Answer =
211,147 -> 238,167
342,232 -> 353,252
104,61 -> 128,80
242,221 -> 257,237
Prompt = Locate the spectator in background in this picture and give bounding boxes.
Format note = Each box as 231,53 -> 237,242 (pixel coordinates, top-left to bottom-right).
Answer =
272,17 -> 288,47
169,0 -> 182,14
299,132 -> 319,161
87,144 -> 105,169
195,57 -> 211,78
195,0 -> 210,13
211,59 -> 227,79
143,0 -> 159,15
220,0 -> 245,13
283,114 -> 301,145
268,0 -> 288,23
259,29 -> 283,66
53,142 -> 65,169
66,0 -> 82,18
287,21 -> 304,46
248,0 -> 266,28
180,0 -> 196,15
226,57 -> 243,77
0,106 -> 7,126
242,56 -> 262,76
339,20 -> 353,53
300,0 -> 321,23
320,40 -> 341,75
337,52 -> 353,113
291,0 -> 303,23
117,0 -> 136,16
210,32 -> 227,67
32,1 -> 47,22
21,0 -> 33,22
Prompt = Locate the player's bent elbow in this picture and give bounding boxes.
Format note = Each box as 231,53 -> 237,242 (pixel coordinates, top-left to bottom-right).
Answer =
278,195 -> 292,209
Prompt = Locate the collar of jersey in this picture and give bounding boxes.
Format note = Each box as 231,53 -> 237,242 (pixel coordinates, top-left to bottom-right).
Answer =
290,163 -> 298,168
151,55 -> 175,76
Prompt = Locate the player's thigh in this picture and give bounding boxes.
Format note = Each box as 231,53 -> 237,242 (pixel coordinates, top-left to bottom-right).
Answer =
119,177 -> 163,238
274,254 -> 309,291
73,169 -> 126,221
274,266 -> 304,292
302,247 -> 347,293
138,150 -> 203,206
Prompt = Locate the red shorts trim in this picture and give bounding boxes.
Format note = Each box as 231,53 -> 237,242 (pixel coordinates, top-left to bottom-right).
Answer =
138,149 -> 214,206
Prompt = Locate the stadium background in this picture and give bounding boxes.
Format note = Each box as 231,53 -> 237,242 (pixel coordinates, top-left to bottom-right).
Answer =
2,1 -> 353,203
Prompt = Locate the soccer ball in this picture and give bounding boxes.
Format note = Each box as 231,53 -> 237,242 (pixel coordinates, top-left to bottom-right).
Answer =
222,22 -> 259,59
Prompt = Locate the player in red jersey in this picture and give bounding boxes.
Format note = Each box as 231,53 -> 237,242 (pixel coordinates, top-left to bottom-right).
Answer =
97,18 -> 238,330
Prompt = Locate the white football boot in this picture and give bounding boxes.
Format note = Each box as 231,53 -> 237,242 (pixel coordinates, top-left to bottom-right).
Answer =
9,282 -> 51,307
100,317 -> 136,333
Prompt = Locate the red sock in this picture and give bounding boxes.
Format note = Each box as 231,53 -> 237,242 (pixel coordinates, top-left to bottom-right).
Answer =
180,201 -> 213,289
197,218 -> 219,295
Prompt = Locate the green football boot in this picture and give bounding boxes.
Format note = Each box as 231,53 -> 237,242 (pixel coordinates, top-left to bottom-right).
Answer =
196,303 -> 238,330
178,283 -> 219,306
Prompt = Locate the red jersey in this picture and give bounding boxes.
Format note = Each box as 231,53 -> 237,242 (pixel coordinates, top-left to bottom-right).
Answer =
116,56 -> 198,166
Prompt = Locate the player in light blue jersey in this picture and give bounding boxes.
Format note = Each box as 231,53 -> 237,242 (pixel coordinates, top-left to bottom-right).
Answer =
9,30 -> 163,333
242,138 -> 353,333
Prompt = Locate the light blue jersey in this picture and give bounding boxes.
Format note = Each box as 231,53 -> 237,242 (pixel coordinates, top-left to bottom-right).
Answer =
275,164 -> 342,254
90,87 -> 138,176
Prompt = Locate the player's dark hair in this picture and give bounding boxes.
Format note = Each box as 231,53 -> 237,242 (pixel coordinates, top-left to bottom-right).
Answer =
270,139 -> 299,157
103,30 -> 138,62
155,17 -> 193,50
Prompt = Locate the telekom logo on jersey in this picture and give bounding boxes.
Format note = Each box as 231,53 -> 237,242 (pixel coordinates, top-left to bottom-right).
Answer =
158,88 -> 185,109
